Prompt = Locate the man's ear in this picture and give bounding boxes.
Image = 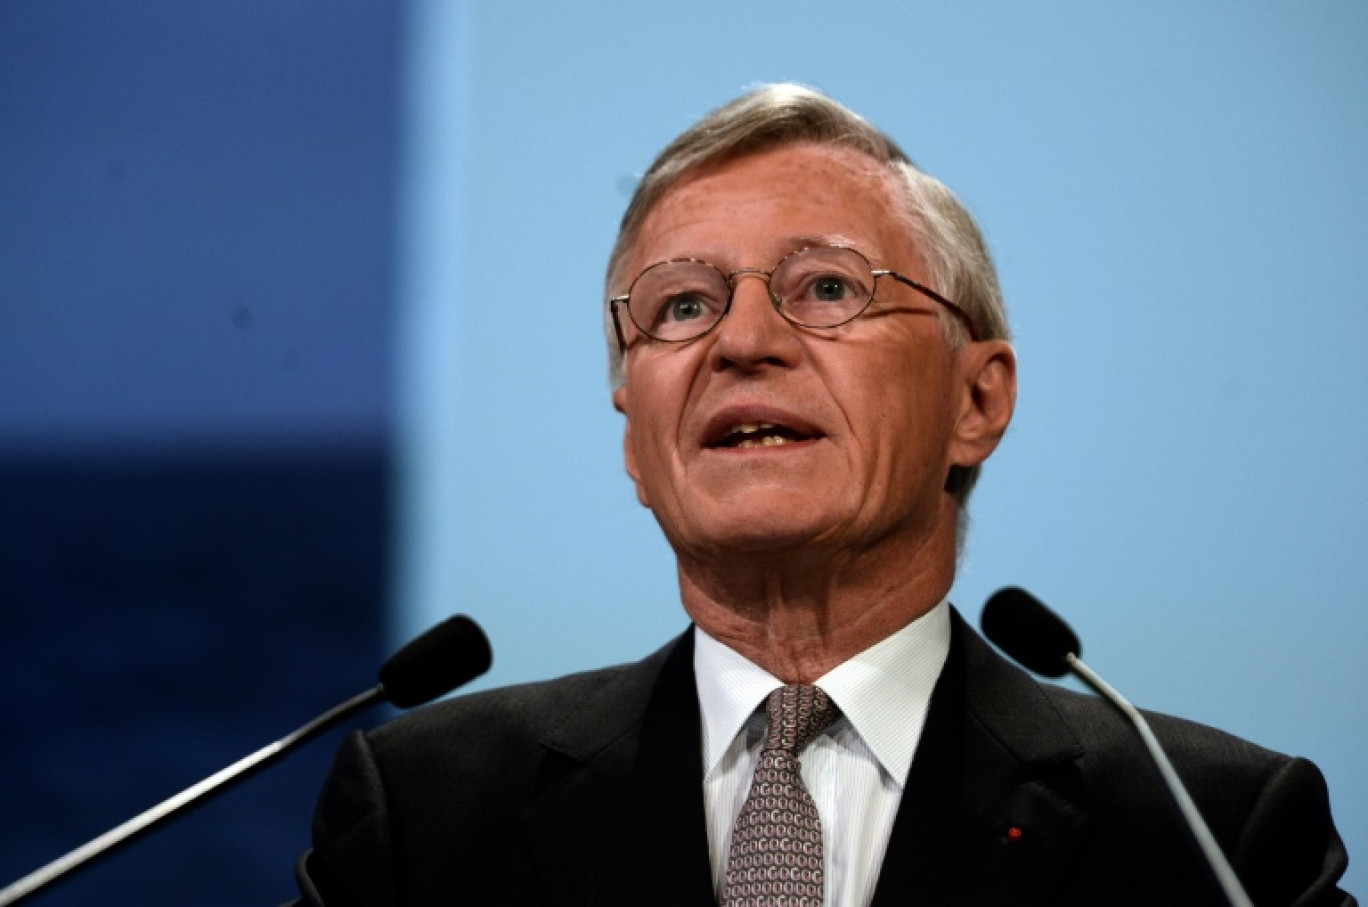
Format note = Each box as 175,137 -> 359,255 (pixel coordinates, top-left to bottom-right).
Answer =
612,385 -> 651,508
948,339 -> 1017,469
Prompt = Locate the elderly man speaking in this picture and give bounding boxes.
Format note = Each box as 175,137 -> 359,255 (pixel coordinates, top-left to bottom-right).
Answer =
295,85 -> 1353,906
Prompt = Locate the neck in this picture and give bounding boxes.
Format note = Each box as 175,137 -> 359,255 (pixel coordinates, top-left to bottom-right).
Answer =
677,521 -> 956,683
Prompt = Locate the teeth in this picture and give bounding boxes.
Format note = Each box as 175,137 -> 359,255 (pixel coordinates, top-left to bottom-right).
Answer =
734,435 -> 792,449
717,421 -> 807,449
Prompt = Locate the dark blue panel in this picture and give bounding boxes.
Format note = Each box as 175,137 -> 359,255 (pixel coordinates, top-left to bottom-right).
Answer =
0,449 -> 388,904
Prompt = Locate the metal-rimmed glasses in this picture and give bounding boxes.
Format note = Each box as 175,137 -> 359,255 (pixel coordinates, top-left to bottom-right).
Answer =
609,244 -> 977,353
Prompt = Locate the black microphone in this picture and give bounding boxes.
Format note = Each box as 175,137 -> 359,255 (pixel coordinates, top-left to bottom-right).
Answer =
0,614 -> 492,906
379,614 -> 492,708
981,588 -> 1254,907
979,585 -> 1079,678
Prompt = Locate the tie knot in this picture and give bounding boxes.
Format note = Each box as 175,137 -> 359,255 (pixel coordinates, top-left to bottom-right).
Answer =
763,684 -> 840,755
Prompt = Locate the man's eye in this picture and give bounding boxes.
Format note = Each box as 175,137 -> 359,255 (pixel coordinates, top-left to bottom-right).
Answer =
810,276 -> 853,302
659,293 -> 709,324
790,273 -> 860,305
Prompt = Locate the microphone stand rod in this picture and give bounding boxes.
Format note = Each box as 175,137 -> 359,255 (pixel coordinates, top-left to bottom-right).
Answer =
1065,653 -> 1253,907
0,685 -> 384,907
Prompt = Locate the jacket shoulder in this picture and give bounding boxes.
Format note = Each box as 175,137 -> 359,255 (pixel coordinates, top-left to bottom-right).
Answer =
362,631 -> 685,788
295,632 -> 694,906
1037,680 -> 1295,805
1033,677 -> 1352,905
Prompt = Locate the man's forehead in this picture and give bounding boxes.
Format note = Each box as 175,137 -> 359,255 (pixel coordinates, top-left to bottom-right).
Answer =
628,143 -> 911,267
650,142 -> 900,218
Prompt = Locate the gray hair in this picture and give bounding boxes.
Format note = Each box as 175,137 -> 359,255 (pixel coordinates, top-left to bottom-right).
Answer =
604,83 -> 1010,510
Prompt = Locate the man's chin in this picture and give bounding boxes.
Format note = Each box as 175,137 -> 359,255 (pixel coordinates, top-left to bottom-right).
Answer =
672,506 -> 836,557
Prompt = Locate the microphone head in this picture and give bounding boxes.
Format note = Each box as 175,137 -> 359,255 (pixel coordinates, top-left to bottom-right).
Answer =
378,614 -> 492,708
980,587 -> 1080,678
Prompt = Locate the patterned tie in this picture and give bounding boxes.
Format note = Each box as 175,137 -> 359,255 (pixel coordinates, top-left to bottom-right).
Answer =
719,684 -> 841,907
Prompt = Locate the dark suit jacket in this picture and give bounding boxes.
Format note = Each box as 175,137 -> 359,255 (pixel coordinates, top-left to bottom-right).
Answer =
295,610 -> 1354,905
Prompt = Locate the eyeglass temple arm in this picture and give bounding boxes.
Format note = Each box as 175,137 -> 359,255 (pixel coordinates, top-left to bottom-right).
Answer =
875,271 -> 979,342
609,297 -> 630,355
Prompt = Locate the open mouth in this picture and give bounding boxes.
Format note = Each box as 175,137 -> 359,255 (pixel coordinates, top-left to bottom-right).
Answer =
708,422 -> 817,449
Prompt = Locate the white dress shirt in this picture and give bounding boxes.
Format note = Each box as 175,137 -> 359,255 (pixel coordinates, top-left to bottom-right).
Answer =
694,601 -> 951,907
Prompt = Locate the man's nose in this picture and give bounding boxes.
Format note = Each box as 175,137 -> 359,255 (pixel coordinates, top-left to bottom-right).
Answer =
708,272 -> 802,371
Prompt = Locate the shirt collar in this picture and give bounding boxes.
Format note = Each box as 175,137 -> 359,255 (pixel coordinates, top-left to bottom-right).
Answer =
693,601 -> 951,789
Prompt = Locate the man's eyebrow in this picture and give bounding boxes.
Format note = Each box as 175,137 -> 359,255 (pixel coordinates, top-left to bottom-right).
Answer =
638,235 -> 871,268
789,233 -> 859,250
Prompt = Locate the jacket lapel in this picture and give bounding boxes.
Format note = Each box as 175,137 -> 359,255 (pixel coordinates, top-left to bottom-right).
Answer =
872,610 -> 1090,906
519,630 -> 716,906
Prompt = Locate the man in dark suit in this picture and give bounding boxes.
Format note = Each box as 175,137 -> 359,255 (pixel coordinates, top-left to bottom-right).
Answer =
295,85 -> 1354,905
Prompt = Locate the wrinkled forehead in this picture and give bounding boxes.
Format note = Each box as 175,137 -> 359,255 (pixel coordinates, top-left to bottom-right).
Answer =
616,142 -> 918,288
